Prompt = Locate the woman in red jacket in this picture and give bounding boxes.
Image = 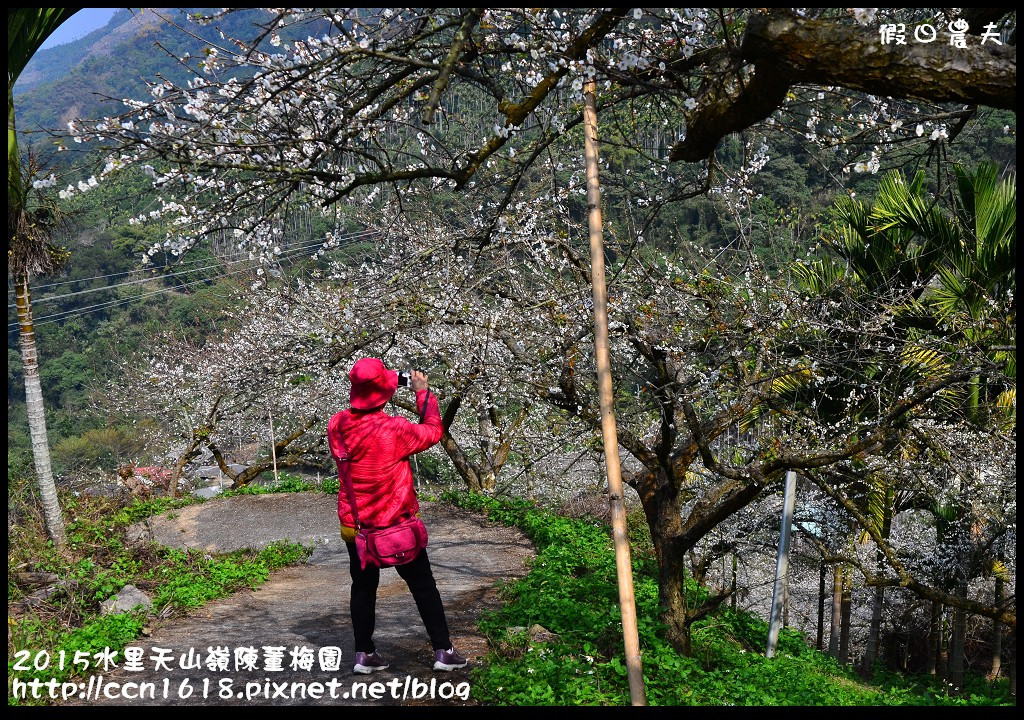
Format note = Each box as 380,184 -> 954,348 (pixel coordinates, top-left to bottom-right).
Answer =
327,357 -> 467,674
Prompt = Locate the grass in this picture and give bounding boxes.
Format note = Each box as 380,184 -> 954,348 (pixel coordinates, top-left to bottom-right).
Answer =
441,490 -> 1015,707
7,473 -> 318,706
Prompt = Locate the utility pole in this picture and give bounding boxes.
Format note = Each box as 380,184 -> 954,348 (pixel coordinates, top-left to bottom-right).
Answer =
767,470 -> 797,657
583,77 -> 646,706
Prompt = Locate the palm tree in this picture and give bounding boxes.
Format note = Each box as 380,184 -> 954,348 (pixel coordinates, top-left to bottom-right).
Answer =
871,162 -> 1015,689
9,8 -> 81,548
791,162 -> 1015,679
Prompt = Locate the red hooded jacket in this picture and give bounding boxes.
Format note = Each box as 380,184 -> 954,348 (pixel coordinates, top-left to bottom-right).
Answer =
328,390 -> 442,529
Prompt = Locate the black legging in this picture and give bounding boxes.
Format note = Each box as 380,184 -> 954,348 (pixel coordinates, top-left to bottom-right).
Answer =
345,541 -> 452,653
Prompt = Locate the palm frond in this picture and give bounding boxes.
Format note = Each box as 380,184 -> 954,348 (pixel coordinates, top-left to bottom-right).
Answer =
8,9 -> 81,85
899,344 -> 951,378
990,559 -> 1011,583
791,259 -> 847,294
864,473 -> 888,535
771,367 -> 812,396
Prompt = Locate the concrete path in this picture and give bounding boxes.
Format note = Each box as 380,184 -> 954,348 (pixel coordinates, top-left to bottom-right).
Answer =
66,493 -> 533,707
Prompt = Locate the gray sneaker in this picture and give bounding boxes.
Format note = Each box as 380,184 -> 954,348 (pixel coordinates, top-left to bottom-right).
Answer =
353,651 -> 389,674
433,647 -> 468,671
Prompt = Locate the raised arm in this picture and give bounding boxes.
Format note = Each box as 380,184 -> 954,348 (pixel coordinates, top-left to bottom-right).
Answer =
395,372 -> 443,456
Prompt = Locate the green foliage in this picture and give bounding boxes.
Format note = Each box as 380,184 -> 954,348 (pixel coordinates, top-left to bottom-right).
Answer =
52,426 -> 146,475
442,490 -> 1013,706
220,471 -> 337,496
109,495 -> 201,527
9,534 -> 308,706
150,541 -> 308,610
8,612 -> 147,705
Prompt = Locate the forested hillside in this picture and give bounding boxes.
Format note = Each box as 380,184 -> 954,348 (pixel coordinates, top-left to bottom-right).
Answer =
8,7 -> 1015,707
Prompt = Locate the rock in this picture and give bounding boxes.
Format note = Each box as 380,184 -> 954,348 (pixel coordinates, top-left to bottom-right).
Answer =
15,571 -> 59,587
100,584 -> 153,615
193,484 -> 226,499
125,521 -> 153,546
119,474 -> 152,498
528,624 -> 559,643
13,579 -> 78,612
21,585 -> 61,607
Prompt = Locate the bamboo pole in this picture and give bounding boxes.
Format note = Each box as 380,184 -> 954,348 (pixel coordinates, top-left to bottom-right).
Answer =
583,78 -> 646,706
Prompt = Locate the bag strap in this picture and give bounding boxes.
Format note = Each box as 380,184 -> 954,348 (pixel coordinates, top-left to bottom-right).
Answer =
419,388 -> 431,423
334,432 -> 363,531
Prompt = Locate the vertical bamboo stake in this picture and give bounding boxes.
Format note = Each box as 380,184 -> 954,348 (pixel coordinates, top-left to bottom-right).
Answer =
583,78 -> 646,706
268,409 -> 279,484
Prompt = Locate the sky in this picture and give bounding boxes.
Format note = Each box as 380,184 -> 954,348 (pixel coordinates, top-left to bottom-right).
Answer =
39,8 -> 120,50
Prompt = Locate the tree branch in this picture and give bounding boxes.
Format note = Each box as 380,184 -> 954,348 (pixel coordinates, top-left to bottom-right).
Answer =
670,10 -> 1016,162
421,8 -> 484,125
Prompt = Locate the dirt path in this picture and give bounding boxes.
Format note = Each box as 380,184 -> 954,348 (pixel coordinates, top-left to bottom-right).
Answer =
66,493 -> 533,707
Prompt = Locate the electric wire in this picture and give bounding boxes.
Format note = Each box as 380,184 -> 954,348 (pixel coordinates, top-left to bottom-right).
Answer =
8,229 -> 376,330
14,237 -> 362,329
7,229 -> 376,308
5,224 -> 287,292
9,245 -> 241,292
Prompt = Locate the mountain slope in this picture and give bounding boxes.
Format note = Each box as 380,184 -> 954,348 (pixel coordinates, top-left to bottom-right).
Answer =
13,9 -> 302,147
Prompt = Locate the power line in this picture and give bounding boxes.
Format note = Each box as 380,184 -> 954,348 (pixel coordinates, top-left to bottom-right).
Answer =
8,230 -> 377,331
7,229 -> 376,308
7,238 -> 256,292
10,245 -> 315,328
23,266 -> 261,328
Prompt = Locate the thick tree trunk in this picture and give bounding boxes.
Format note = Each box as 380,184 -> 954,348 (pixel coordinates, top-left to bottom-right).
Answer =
828,563 -> 842,657
14,273 -> 66,547
949,582 -> 968,693
938,607 -> 949,682
782,576 -> 790,628
816,559 -> 826,651
477,396 -> 496,487
647,492 -> 693,656
839,568 -> 852,665
438,432 -> 484,491
990,574 -> 1003,679
731,554 -> 738,611
862,585 -> 885,677
671,10 -> 1016,162
927,601 -> 940,676
435,397 -> 528,494
862,507 -> 892,677
1008,650 -> 1016,697
170,436 -> 203,499
655,542 -> 692,656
